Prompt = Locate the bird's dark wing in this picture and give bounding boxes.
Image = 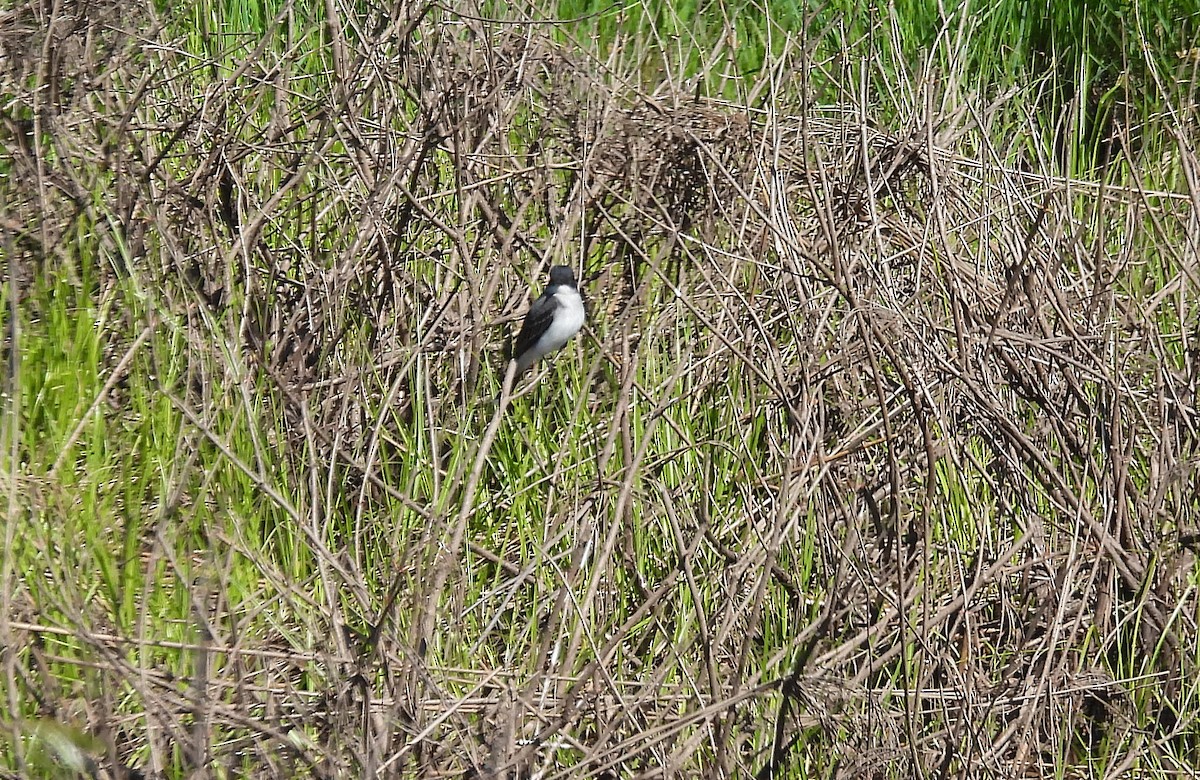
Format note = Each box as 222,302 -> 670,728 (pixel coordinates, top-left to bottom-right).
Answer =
513,293 -> 560,358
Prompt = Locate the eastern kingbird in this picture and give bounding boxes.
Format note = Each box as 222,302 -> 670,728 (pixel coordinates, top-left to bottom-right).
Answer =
511,265 -> 585,375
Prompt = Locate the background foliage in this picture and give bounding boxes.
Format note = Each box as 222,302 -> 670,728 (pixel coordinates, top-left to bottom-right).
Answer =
2,0 -> 1199,777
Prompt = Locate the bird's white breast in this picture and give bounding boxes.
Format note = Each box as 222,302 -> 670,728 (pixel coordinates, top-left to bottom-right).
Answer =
540,288 -> 585,352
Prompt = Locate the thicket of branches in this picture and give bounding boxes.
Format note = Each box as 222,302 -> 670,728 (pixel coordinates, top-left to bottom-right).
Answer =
3,0 -> 1199,777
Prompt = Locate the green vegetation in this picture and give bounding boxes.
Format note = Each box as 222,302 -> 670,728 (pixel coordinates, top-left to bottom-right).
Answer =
3,0 -> 1199,776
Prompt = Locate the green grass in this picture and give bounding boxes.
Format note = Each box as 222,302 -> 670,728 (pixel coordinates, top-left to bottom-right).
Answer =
3,0 -> 1200,776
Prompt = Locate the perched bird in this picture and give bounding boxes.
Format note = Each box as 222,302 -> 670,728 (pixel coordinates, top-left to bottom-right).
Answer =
510,265 -> 585,375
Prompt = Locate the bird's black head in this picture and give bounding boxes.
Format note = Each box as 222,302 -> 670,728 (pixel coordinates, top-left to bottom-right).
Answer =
548,266 -> 577,287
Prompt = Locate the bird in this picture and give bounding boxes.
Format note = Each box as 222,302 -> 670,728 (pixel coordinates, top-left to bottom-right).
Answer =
510,265 -> 585,376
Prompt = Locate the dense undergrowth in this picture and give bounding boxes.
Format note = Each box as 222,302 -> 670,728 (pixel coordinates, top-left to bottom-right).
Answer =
2,0 -> 1199,777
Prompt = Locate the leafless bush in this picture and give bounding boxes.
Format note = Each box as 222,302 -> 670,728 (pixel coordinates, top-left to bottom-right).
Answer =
3,0 -> 1199,778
